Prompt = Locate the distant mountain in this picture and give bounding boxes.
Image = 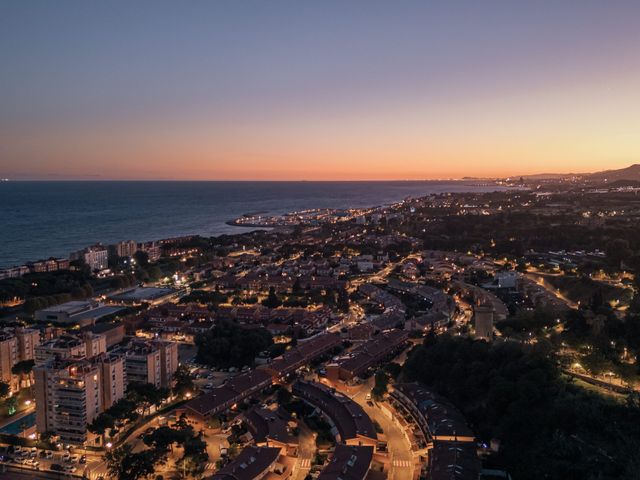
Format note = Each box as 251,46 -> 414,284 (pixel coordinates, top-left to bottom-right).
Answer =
587,163 -> 640,182
510,163 -> 640,183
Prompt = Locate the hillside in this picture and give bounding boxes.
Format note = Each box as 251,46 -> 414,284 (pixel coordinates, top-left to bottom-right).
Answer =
587,164 -> 640,182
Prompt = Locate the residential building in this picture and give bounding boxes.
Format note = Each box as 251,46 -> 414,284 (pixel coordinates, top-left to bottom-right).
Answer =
211,446 -> 282,480
35,335 -> 87,364
94,353 -> 126,410
83,332 -> 107,358
326,330 -> 408,382
15,327 -> 41,362
115,240 -> 138,258
0,333 -> 17,388
34,359 -> 102,444
473,302 -> 494,341
292,380 -> 378,447
317,444 -> 373,480
182,370 -> 273,421
124,341 -> 162,387
72,244 -> 108,272
159,340 -> 178,389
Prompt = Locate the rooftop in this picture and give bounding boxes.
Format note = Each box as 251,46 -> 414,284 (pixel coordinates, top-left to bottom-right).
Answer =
293,380 -> 377,441
317,444 -> 374,480
209,446 -> 281,480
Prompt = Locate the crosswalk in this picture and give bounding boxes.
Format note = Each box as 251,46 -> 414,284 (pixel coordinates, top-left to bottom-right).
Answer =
298,458 -> 312,468
393,459 -> 412,468
204,462 -> 217,471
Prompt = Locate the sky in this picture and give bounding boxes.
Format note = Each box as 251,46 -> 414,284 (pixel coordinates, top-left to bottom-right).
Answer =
1,1 -> 640,181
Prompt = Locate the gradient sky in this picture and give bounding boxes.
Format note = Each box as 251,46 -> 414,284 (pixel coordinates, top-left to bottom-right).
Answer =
1,1 -> 640,180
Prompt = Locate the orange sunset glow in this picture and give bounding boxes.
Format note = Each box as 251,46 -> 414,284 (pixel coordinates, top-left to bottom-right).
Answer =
2,2 -> 639,180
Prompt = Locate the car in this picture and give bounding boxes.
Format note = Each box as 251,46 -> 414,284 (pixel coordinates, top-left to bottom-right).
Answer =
62,452 -> 71,462
19,450 -> 29,457
51,463 -> 64,471
366,400 -> 374,407
79,455 -> 87,464
13,446 -> 22,453
45,450 -> 53,459
365,392 -> 372,400
70,455 -> 79,463
64,465 -> 77,473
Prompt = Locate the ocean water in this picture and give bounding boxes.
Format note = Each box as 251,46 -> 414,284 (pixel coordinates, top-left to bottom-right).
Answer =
1,181 -> 508,268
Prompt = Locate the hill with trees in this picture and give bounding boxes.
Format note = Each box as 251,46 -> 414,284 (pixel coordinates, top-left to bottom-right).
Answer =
402,335 -> 640,479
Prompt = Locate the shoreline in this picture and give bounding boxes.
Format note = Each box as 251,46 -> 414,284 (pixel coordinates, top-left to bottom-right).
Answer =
0,182 -> 518,271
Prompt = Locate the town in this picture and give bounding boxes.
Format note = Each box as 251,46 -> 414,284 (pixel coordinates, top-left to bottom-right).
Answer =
1,177 -> 640,480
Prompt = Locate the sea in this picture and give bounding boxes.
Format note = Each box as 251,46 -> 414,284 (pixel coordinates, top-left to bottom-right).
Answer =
0,181 -> 511,268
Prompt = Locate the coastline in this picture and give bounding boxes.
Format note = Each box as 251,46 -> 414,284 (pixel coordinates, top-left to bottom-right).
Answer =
0,180 -> 515,270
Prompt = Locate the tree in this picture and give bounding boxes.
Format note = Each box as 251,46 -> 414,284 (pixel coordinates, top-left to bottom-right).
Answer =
108,397 -> 140,423
134,251 -> 150,268
142,426 -> 188,454
126,383 -> 169,415
371,371 -> 389,400
337,288 -> 350,313
5,396 -> 17,415
0,381 -> 10,400
262,286 -> 282,308
88,413 -> 115,446
12,359 -> 35,389
105,444 -> 157,480
172,365 -> 195,398
605,238 -> 632,268
195,319 -> 273,368
177,432 -> 208,479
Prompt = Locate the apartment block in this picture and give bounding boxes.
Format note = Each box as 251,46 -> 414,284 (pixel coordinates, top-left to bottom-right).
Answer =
115,240 -> 138,258
15,327 -> 41,362
0,333 -> 17,388
124,341 -> 162,387
34,359 -> 102,445
83,332 -> 107,358
156,340 -> 178,389
35,335 -> 87,364
94,353 -> 126,410
122,340 -> 178,389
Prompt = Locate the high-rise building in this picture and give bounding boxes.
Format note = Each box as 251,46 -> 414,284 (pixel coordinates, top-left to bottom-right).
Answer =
138,241 -> 161,262
34,359 -> 102,444
0,333 -> 18,388
115,240 -> 138,258
83,332 -> 107,359
124,341 -> 162,387
72,244 -> 108,272
473,301 -> 494,341
156,340 -> 178,389
15,327 -> 41,362
35,335 -> 87,364
122,340 -> 178,388
94,353 -> 126,410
